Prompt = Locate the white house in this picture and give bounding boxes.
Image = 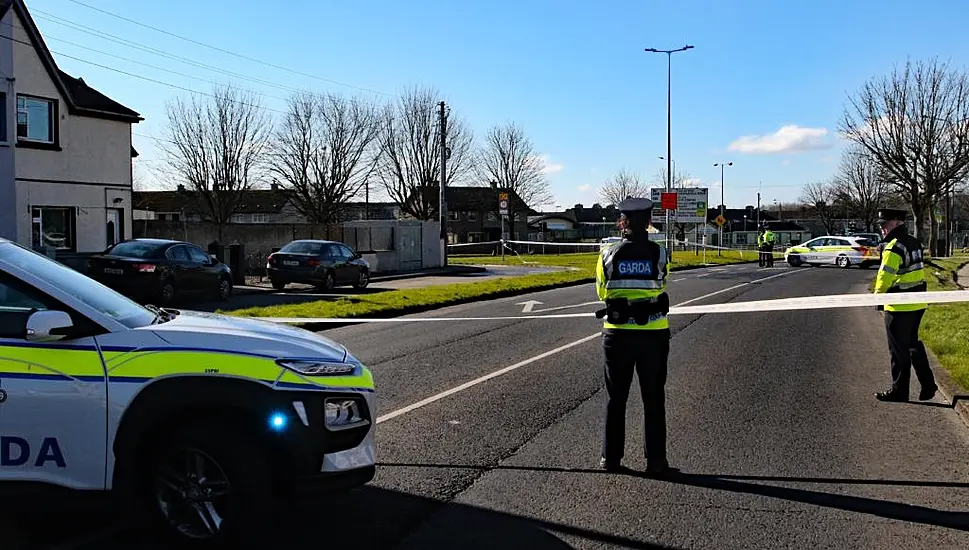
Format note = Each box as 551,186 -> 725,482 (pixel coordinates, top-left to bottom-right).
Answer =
0,0 -> 142,261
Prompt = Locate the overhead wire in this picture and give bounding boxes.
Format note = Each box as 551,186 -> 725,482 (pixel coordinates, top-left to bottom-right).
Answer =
46,1 -> 388,96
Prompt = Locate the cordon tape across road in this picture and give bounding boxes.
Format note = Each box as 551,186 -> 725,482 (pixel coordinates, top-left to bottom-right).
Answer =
255,289 -> 969,325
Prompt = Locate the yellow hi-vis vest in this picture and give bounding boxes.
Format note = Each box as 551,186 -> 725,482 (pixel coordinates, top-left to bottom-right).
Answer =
595,237 -> 670,330
874,227 -> 927,312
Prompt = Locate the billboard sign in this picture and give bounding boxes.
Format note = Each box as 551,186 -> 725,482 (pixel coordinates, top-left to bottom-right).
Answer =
650,187 -> 709,224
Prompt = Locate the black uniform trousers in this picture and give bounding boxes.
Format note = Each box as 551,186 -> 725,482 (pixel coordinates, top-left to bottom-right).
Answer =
884,309 -> 935,393
763,244 -> 774,267
601,328 -> 670,466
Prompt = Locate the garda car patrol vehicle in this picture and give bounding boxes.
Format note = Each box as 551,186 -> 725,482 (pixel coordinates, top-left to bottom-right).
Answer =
0,238 -> 376,545
783,235 -> 880,269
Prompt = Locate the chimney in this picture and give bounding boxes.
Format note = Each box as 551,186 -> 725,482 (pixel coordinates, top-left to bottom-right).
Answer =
176,184 -> 185,193
270,182 -> 280,191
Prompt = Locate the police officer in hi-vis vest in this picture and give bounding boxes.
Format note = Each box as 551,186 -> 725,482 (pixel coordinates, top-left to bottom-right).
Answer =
595,197 -> 674,475
872,207 -> 937,402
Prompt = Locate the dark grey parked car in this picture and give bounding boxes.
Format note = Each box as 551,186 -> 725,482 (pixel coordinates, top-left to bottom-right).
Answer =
266,240 -> 370,291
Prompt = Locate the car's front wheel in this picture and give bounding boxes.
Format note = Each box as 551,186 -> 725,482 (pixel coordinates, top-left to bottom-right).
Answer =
147,423 -> 273,548
353,269 -> 369,289
787,255 -> 802,267
217,276 -> 233,301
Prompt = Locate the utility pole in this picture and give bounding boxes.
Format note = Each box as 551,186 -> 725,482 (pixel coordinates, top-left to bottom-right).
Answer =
439,101 -> 448,267
646,44 -> 693,254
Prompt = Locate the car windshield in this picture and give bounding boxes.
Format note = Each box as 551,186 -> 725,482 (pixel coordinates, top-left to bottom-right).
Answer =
0,242 -> 155,329
280,241 -> 325,255
106,241 -> 165,259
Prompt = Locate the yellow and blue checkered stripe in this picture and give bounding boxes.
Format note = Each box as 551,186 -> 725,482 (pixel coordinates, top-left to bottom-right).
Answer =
0,342 -> 374,393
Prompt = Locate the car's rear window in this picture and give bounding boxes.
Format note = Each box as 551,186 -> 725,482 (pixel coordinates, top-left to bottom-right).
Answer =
280,241 -> 324,254
107,241 -> 164,258
856,238 -> 879,246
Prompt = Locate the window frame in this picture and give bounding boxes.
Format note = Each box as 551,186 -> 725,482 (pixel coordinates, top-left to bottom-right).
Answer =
16,94 -> 59,148
30,206 -> 77,253
0,270 -> 104,341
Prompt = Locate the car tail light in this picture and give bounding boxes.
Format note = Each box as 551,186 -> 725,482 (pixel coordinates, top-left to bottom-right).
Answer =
135,263 -> 157,273
307,259 -> 320,267
267,253 -> 276,266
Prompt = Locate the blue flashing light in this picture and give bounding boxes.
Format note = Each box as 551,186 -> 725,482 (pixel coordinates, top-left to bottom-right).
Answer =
269,413 -> 287,431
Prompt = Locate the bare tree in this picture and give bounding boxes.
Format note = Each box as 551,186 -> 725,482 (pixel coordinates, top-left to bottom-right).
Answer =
375,86 -> 475,220
840,58 -> 969,248
599,169 -> 647,206
162,85 -> 273,240
832,146 -> 890,231
476,122 -> 554,225
800,181 -> 840,234
269,92 -> 381,223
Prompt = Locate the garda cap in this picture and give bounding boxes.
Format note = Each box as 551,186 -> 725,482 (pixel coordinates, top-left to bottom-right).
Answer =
877,208 -> 907,222
617,197 -> 654,216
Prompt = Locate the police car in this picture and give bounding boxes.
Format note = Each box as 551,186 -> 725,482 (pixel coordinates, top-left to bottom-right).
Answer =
0,238 -> 376,546
784,235 -> 880,269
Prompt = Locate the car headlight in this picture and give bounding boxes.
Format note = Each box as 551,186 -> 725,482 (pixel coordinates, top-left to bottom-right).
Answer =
325,398 -> 368,430
277,359 -> 358,376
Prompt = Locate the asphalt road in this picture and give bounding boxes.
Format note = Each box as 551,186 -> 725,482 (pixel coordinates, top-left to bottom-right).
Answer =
28,262 -> 969,549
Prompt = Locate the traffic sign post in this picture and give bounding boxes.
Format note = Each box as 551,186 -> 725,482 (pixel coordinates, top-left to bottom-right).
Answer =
498,192 -> 509,261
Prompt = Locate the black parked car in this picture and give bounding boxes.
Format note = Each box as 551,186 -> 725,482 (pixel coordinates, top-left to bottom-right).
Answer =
87,238 -> 233,305
267,240 -> 370,291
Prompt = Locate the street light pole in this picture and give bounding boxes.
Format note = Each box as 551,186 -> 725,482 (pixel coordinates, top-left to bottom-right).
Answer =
713,161 -> 732,256
646,44 -> 693,254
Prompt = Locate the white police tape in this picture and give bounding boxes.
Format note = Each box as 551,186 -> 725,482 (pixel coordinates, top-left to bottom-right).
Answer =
255,289 -> 969,324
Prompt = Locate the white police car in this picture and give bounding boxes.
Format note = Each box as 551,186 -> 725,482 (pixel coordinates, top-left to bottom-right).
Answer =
0,238 -> 376,546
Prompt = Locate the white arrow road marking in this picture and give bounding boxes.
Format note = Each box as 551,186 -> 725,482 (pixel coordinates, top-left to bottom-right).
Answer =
517,300 -> 543,313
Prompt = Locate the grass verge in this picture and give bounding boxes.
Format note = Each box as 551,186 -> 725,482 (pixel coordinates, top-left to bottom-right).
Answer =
226,251 -> 752,320
920,258 -> 969,390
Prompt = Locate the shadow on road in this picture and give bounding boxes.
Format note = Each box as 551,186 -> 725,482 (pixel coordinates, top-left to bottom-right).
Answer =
8,484 -> 678,550
378,462 -> 969,532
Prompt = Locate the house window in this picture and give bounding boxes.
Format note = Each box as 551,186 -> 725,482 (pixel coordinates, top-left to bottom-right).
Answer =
0,92 -> 6,142
448,211 -> 460,221
17,95 -> 56,144
31,206 -> 75,251
467,211 -> 478,222
252,213 -> 268,223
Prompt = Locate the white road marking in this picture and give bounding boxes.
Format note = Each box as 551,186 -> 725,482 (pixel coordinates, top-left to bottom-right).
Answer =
375,271 -> 800,424
696,273 -> 713,278
517,300 -> 543,313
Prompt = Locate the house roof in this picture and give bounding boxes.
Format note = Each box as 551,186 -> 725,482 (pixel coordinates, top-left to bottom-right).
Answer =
408,185 -> 540,214
134,189 -> 293,214
3,0 -> 142,123
133,188 -> 400,215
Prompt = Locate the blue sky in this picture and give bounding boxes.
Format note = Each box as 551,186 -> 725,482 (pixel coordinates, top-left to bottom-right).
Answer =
22,0 -> 969,212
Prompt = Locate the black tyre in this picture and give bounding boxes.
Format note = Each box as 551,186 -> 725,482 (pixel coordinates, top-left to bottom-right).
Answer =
788,255 -> 802,267
836,255 -> 851,268
353,269 -> 369,289
321,271 -> 336,291
218,276 -> 233,301
271,280 -> 286,290
146,424 -> 274,548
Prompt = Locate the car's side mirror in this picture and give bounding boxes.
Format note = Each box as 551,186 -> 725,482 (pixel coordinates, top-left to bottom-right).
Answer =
25,310 -> 74,342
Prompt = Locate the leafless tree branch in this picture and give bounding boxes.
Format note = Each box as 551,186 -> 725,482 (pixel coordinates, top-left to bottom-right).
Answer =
268,92 -> 381,223
832,146 -> 890,231
375,86 -> 475,220
161,84 -> 273,240
839,57 -> 969,245
475,122 -> 554,222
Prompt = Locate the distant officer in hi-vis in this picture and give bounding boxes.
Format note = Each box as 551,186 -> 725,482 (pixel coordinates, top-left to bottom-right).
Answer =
595,197 -> 674,475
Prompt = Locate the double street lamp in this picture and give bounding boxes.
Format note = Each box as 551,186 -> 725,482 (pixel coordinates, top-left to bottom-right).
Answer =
646,44 -> 693,253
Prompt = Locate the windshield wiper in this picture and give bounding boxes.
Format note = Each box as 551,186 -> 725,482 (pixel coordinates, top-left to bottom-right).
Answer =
144,304 -> 175,324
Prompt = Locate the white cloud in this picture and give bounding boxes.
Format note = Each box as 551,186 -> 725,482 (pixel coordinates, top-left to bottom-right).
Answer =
537,154 -> 564,174
578,184 -> 591,192
728,125 -> 832,154
781,159 -> 793,166
680,177 -> 703,187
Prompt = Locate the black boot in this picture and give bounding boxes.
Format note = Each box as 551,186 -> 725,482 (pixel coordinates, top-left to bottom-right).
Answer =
876,388 -> 908,402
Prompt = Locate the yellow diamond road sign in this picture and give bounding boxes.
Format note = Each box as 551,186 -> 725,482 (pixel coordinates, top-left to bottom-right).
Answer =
714,214 -> 727,227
